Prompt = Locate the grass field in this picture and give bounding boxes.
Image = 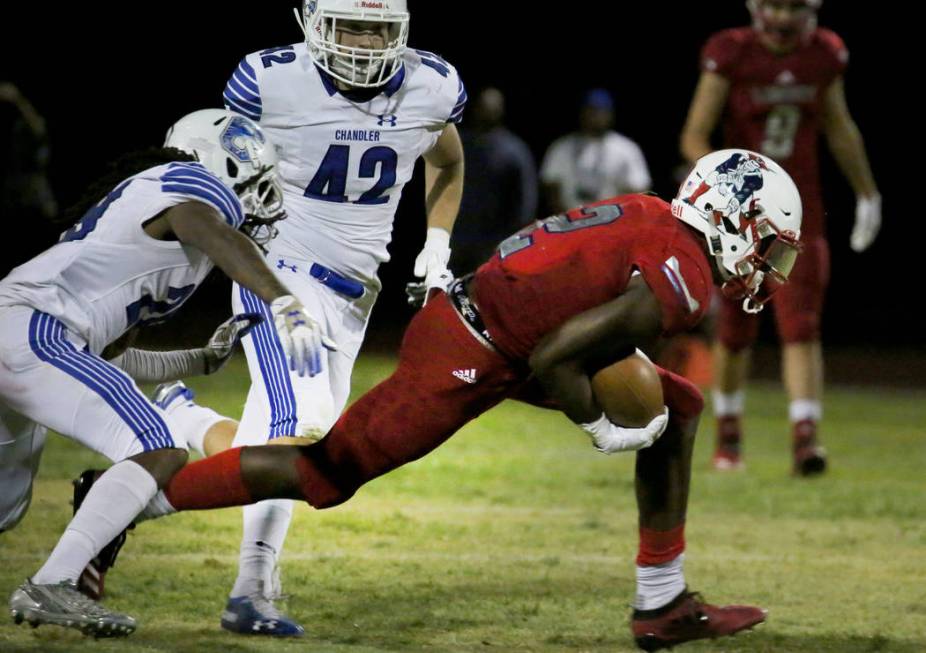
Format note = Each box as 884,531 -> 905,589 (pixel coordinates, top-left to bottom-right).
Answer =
1,354 -> 924,652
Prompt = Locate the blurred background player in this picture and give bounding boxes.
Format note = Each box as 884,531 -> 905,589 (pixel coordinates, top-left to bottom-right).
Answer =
210,0 -> 466,636
679,0 -> 881,474
158,148 -> 802,652
1,108 -> 328,636
449,86 -> 537,275
0,82 -> 58,257
541,88 -> 651,215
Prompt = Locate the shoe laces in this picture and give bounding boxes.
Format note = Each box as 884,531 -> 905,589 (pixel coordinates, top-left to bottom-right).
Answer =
671,592 -> 709,626
54,582 -> 111,617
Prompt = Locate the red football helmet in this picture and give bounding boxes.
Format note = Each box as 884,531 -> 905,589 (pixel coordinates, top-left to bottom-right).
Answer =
747,0 -> 821,51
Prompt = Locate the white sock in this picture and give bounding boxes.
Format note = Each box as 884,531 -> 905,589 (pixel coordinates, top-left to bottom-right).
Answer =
230,499 -> 294,598
135,490 -> 177,524
163,399 -> 227,457
789,399 -> 822,423
634,554 -> 686,611
712,391 -> 745,418
31,460 -> 157,585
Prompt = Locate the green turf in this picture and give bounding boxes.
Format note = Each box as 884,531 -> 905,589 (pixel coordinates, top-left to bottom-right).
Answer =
1,355 -> 924,652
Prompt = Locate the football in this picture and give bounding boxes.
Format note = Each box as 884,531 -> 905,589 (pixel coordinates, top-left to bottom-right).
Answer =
591,352 -> 664,427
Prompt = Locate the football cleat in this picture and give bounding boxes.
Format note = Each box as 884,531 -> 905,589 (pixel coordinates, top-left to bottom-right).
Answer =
10,578 -> 136,637
631,590 -> 766,651
72,470 -> 133,600
793,419 -> 827,476
712,416 -> 744,471
220,582 -> 304,637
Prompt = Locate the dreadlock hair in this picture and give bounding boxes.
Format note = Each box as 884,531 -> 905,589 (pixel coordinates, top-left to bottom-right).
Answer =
58,146 -> 197,226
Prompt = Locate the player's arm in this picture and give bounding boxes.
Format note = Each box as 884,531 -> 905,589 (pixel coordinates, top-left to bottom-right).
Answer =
108,315 -> 261,381
156,202 -> 290,302
820,76 -> 882,252
528,275 -> 663,424
410,124 -> 465,302
679,71 -> 730,164
151,202 -> 335,376
423,123 -> 464,235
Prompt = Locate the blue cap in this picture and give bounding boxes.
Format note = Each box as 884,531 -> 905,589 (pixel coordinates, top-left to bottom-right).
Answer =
582,88 -> 614,111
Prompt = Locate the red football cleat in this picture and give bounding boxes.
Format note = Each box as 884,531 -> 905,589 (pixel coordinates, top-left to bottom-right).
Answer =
631,590 -> 766,651
712,416 -> 744,471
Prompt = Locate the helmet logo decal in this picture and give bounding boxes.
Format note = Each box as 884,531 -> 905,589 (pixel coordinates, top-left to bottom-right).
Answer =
221,117 -> 265,163
682,152 -> 769,234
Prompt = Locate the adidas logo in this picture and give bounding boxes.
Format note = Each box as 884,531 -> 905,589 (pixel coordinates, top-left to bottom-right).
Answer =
452,368 -> 477,384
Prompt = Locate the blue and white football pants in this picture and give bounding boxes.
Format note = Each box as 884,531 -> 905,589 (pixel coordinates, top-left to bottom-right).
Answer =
231,260 -> 374,445
0,305 -> 185,532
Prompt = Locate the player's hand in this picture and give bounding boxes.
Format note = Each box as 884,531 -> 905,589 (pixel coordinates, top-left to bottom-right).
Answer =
270,295 -> 337,377
410,227 -> 453,307
202,313 -> 263,374
851,193 -> 881,252
580,408 -> 670,454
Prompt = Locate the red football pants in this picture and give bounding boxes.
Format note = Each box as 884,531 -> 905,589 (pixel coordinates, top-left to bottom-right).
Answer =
718,235 -> 830,350
296,294 -> 704,509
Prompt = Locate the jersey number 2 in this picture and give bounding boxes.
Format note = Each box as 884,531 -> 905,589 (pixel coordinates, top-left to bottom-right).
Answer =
498,203 -> 624,259
305,145 -> 398,205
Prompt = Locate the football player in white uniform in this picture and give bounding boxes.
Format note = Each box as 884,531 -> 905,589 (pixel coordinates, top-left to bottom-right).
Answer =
188,0 -> 465,636
0,108 -> 330,637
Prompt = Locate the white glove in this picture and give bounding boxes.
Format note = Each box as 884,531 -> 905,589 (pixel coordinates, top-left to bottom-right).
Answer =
202,313 -> 263,374
408,227 -> 453,307
851,194 -> 882,252
580,408 -> 670,454
270,295 -> 337,377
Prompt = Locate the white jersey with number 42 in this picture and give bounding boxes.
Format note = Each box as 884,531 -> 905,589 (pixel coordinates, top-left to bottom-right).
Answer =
223,43 -> 466,292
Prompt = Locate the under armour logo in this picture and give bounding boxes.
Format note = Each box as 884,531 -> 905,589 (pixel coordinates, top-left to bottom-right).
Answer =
252,619 -> 279,631
377,114 -> 398,127
277,259 -> 298,273
452,368 -> 477,384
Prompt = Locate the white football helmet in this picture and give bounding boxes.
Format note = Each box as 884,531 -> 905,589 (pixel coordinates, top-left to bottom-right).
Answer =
164,109 -> 284,246
295,0 -> 409,88
672,149 -> 802,314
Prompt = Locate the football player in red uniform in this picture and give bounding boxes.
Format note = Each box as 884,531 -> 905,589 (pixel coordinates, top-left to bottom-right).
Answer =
153,149 -> 802,650
680,0 -> 881,474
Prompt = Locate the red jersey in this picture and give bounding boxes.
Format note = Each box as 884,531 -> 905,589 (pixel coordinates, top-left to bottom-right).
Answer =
702,27 -> 848,237
472,194 -> 713,361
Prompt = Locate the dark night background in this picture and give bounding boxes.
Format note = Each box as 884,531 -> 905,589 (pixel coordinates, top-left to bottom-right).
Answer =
1,3 -> 919,379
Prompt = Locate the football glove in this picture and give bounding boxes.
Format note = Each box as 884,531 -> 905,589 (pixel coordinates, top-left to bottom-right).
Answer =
407,227 -> 453,307
202,313 -> 263,375
270,295 -> 337,377
850,193 -> 882,252
580,408 -> 669,454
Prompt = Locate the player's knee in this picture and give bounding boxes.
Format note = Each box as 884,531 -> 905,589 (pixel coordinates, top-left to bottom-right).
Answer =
294,444 -> 358,509
132,447 -> 189,488
779,314 -> 821,344
656,367 -> 704,422
717,327 -> 757,353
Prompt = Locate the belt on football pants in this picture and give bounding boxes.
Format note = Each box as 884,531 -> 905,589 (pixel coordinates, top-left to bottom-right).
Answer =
448,276 -> 497,348
309,263 -> 365,299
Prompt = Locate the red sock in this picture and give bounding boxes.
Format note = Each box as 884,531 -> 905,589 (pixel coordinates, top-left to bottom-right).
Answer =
165,447 -> 253,511
637,524 -> 686,566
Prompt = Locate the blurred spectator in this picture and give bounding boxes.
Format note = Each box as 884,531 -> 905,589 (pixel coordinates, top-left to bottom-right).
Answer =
540,88 -> 650,214
451,87 -> 537,274
1,82 -> 57,222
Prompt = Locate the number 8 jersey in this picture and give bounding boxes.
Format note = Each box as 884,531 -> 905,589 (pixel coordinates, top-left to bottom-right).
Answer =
701,27 -> 847,238
223,43 -> 466,293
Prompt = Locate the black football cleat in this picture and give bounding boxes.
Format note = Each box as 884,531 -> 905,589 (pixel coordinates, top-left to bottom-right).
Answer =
71,470 -> 133,600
